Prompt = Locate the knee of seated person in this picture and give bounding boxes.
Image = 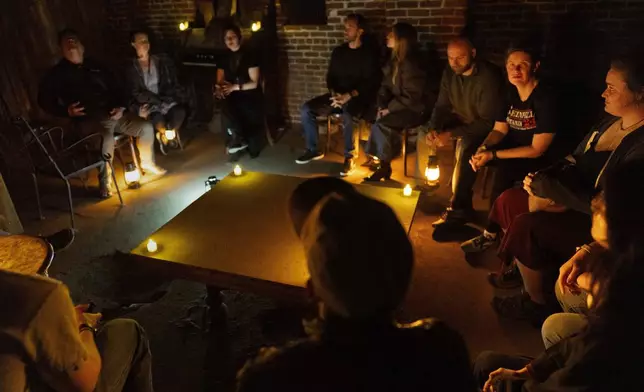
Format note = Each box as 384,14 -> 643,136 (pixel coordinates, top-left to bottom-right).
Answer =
100,318 -> 145,342
494,188 -> 528,207
473,350 -> 506,373
141,122 -> 155,135
300,102 -> 312,116
541,313 -> 576,348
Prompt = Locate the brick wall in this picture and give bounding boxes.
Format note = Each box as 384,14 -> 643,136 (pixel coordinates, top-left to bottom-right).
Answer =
471,0 -> 644,91
279,0 -> 467,123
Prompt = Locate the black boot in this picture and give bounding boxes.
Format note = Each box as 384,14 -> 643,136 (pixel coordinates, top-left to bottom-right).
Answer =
364,161 -> 392,182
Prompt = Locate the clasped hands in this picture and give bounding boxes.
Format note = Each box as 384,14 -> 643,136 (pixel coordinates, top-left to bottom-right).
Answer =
330,92 -> 351,109
213,81 -> 240,99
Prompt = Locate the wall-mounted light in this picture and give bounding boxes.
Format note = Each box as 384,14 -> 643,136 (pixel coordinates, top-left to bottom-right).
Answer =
179,21 -> 190,31
124,162 -> 141,189
251,21 -> 262,32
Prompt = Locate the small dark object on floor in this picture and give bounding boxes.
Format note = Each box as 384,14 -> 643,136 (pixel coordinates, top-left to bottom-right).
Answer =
41,228 -> 75,252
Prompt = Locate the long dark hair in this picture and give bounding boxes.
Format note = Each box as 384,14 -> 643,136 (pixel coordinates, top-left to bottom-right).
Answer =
610,52 -> 644,104
391,22 -> 418,85
586,158 -> 644,347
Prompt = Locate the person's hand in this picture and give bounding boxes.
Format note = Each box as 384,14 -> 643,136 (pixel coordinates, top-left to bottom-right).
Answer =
435,130 -> 451,147
523,173 -> 536,196
67,102 -> 86,118
470,151 -> 493,172
334,93 -> 351,107
74,304 -> 102,328
425,130 -> 438,145
483,367 -> 530,392
376,108 -> 389,119
557,248 -> 592,296
138,104 -> 150,119
109,107 -> 125,121
221,81 -> 237,96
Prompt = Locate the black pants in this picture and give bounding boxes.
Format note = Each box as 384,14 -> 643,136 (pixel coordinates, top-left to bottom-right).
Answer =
148,104 -> 187,132
220,91 -> 265,156
451,134 -> 487,211
473,351 -> 532,392
489,156 -> 550,204
367,109 -> 424,162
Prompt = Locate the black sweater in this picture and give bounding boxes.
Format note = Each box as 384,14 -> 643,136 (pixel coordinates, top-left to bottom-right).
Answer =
326,43 -> 380,102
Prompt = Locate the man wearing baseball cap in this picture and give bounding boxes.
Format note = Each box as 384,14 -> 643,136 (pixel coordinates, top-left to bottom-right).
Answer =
237,178 -> 476,391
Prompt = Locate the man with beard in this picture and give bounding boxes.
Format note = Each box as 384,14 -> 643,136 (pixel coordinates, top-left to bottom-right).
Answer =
295,14 -> 380,177
39,29 -> 166,198
418,37 -> 503,228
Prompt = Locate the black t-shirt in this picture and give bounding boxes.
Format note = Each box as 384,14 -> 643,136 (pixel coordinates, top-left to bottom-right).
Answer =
497,83 -> 557,150
218,45 -> 260,90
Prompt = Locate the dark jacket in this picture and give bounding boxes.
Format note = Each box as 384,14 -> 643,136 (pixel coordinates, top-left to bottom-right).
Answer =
531,117 -> 644,214
377,55 -> 428,114
523,330 -> 644,392
237,317 -> 476,392
38,58 -> 124,119
428,60 -> 504,139
126,54 -> 184,114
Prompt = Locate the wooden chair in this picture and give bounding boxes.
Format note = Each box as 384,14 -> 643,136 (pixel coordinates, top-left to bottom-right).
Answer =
325,113 -> 367,156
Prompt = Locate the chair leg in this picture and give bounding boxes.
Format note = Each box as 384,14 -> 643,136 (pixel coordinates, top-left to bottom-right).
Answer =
108,161 -> 124,206
326,117 -> 332,156
32,173 -> 44,220
402,130 -> 408,178
64,178 -> 75,231
128,137 -> 141,170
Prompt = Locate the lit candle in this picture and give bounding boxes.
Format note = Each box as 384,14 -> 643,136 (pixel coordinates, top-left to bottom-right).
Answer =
233,165 -> 242,176
403,184 -> 412,197
146,239 -> 158,253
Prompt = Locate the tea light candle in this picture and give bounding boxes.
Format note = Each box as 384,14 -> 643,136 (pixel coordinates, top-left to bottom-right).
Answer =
403,184 -> 412,196
233,165 -> 242,176
146,239 -> 158,253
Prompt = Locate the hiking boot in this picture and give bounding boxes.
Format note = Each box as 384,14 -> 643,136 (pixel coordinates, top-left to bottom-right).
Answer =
461,233 -> 498,253
487,263 -> 523,289
340,157 -> 355,176
295,150 -> 324,164
361,156 -> 380,171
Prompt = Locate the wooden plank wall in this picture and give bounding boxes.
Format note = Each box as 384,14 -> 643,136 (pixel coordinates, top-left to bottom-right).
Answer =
0,0 -> 108,122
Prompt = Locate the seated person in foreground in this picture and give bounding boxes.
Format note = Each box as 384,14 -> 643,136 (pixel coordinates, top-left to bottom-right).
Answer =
127,30 -> 187,150
236,177 -> 475,392
215,24 -> 264,161
473,158 -> 644,392
422,37 -> 503,227
465,53 -> 644,325
38,29 -> 166,199
0,234 -> 153,392
295,13 -> 380,176
365,23 -> 428,182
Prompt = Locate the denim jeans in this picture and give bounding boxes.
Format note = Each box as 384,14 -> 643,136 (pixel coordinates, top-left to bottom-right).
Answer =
300,94 -> 355,158
95,319 -> 154,392
366,109 -> 423,163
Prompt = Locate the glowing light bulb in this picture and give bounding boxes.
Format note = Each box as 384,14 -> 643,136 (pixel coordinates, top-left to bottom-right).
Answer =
233,165 -> 242,176
164,129 -> 176,141
251,21 -> 262,32
124,163 -> 141,188
146,239 -> 158,253
403,184 -> 412,197
425,166 -> 440,183
179,21 -> 189,31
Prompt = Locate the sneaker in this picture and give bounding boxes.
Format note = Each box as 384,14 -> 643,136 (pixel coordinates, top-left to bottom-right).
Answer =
361,156 -> 380,171
491,293 -> 551,326
461,233 -> 497,253
340,158 -> 355,176
227,141 -> 249,154
487,263 -> 523,289
432,208 -> 472,228
141,163 -> 167,176
295,150 -> 325,164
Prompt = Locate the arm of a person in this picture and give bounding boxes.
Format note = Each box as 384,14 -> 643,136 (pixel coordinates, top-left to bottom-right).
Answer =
30,284 -> 101,392
450,72 -> 503,138
38,71 -> 68,118
427,67 -> 453,130
237,66 -> 259,91
376,69 -> 392,109
388,61 -> 426,112
326,48 -> 340,93
526,335 -> 577,383
480,121 -> 509,149
496,132 -> 555,159
216,68 -> 226,85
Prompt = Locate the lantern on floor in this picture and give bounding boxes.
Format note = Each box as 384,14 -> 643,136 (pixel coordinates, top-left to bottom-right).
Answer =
164,129 -> 177,141
124,162 -> 141,189
425,143 -> 440,187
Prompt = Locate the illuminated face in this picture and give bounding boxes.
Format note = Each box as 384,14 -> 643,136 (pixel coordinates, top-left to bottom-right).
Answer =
224,30 -> 241,51
386,30 -> 396,49
447,42 -> 475,75
61,35 -> 84,64
602,68 -> 640,117
506,51 -> 538,87
131,33 -> 150,58
344,19 -> 362,43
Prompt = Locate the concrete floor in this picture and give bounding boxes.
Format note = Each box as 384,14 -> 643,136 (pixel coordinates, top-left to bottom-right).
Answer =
12,124 -> 544,391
